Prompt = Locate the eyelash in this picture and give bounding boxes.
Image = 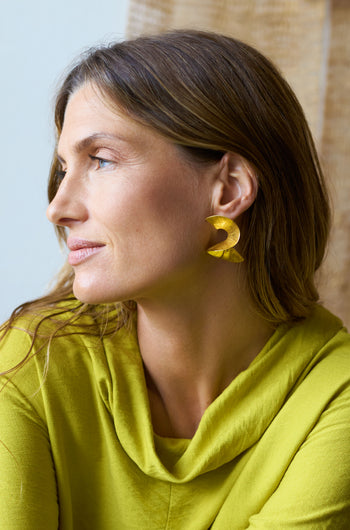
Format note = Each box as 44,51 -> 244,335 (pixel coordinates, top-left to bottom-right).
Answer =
55,155 -> 113,181
89,155 -> 113,169
56,169 -> 66,181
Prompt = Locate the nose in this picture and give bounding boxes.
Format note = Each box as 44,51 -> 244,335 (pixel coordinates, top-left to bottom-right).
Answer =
46,170 -> 88,227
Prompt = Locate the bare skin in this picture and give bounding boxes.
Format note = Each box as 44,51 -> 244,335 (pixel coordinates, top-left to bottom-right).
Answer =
136,262 -> 273,439
47,83 -> 274,440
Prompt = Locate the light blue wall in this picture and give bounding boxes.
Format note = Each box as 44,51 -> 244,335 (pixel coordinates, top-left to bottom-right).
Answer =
0,0 -> 129,323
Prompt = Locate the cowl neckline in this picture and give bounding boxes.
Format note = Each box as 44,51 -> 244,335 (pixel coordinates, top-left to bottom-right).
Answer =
100,305 -> 343,483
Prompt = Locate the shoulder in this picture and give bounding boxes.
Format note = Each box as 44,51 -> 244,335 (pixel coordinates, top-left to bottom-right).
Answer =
0,302 -> 136,397
0,304 -> 89,372
285,304 -> 350,376
245,307 -> 350,526
303,305 -> 350,381
284,305 -> 350,410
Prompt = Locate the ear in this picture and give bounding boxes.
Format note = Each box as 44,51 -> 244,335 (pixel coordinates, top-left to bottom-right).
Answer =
211,152 -> 258,218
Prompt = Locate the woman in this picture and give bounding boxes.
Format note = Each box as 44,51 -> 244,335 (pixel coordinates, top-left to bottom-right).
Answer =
0,30 -> 349,528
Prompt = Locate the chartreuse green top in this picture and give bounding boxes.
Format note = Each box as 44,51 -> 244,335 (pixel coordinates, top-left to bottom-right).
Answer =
1,305 -> 350,529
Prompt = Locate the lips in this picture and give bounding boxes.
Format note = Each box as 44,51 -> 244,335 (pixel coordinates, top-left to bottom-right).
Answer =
67,238 -> 105,266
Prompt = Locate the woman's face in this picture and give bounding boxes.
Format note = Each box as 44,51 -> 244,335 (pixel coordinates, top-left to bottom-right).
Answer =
47,84 -> 217,304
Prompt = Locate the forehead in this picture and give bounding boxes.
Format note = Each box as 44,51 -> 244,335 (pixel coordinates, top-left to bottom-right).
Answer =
59,85 -> 132,142
57,84 -> 162,157
56,84 -> 186,167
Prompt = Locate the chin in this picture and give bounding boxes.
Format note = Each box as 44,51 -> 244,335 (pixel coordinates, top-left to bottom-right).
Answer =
72,278 -> 130,306
73,282 -> 110,305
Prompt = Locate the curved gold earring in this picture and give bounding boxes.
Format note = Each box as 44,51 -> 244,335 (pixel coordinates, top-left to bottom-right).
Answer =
205,215 -> 244,263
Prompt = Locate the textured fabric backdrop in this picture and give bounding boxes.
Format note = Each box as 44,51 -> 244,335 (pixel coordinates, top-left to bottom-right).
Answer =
126,0 -> 350,328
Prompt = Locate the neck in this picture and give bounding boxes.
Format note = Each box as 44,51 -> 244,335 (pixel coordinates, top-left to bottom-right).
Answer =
135,261 -> 274,438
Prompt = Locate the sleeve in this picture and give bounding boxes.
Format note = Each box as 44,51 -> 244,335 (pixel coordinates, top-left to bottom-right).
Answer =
0,329 -> 59,529
248,384 -> 350,529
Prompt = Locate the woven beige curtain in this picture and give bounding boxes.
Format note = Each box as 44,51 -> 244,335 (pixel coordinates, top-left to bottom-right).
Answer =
127,0 -> 350,328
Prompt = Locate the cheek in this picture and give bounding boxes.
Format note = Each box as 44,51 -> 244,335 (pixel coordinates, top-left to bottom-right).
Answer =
141,172 -> 204,222
72,186 -> 211,303
90,169 -> 210,258
132,190 -> 209,265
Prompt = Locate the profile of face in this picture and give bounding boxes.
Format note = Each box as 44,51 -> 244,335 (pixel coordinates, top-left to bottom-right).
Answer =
46,84 -> 220,304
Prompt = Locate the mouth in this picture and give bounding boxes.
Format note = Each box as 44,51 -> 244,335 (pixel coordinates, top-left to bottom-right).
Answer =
67,238 -> 105,266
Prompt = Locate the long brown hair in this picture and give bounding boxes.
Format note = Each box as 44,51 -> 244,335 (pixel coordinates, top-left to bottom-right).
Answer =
1,30 -> 331,365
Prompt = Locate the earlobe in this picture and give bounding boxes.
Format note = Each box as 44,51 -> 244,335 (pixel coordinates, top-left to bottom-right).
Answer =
211,153 -> 258,218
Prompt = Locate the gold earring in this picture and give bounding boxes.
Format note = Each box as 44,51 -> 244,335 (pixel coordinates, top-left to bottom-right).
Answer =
205,215 -> 244,263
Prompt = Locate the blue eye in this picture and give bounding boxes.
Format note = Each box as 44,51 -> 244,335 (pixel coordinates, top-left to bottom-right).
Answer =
90,155 -> 112,169
98,158 -> 109,168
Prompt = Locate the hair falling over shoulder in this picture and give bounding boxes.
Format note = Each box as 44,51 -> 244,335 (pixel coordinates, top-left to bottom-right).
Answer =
1,30 -> 331,375
0,263 -> 135,377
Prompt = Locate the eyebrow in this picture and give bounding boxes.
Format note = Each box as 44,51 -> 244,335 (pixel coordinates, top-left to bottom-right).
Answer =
57,132 -> 127,164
